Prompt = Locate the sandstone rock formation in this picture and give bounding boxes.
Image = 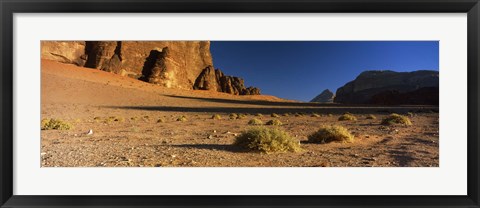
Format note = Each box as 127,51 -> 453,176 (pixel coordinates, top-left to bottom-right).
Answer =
193,66 -> 217,90
215,69 -> 260,95
334,70 -> 439,105
41,41 -> 86,66
310,89 -> 334,103
41,41 -> 260,94
84,41 -> 122,73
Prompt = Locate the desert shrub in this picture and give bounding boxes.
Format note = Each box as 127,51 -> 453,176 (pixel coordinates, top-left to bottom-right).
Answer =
130,116 -> 139,121
157,118 -> 165,123
381,113 -> 412,126
41,118 -> 73,130
338,113 -> 357,121
327,114 -> 333,117
366,114 -> 376,119
114,117 -> 125,122
229,113 -> 239,120
255,113 -> 263,117
266,119 -> 283,126
308,125 -> 354,144
211,114 -> 222,120
406,112 -> 415,117
311,113 -> 321,118
248,118 -> 263,125
271,113 -> 280,118
294,113 -> 303,117
234,127 -> 302,154
177,115 -> 187,122
238,113 -> 247,119
283,113 -> 290,117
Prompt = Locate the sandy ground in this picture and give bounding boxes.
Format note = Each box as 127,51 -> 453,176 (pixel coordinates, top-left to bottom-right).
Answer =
41,60 -> 439,167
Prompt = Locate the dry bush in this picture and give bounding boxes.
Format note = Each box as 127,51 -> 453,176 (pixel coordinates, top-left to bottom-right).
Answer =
266,119 -> 283,126
338,113 -> 357,121
157,118 -> 165,123
271,113 -> 280,118
177,115 -> 188,122
211,114 -> 222,120
366,114 -> 376,119
283,113 -> 290,117
255,113 -> 263,117
234,127 -> 302,154
41,118 -> 73,130
229,113 -> 239,120
238,114 -> 247,119
248,118 -> 263,125
114,117 -> 125,122
311,113 -> 321,118
381,113 -> 412,126
308,125 -> 354,144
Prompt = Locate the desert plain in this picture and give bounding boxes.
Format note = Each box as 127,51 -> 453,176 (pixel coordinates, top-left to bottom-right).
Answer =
41,60 -> 439,167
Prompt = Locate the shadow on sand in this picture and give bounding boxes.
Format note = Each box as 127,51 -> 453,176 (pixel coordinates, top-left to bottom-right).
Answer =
106,105 -> 439,115
169,144 -> 245,153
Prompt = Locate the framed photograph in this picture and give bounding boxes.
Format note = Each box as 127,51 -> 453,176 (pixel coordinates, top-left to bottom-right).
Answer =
1,0 -> 479,207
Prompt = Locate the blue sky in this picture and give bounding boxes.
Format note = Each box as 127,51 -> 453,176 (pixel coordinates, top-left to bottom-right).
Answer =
210,41 -> 439,101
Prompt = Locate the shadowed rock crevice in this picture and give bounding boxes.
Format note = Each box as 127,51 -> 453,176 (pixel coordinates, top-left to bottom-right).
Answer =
193,65 -> 217,90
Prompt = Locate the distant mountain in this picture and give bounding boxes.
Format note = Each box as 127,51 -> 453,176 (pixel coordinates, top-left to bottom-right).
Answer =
334,70 -> 439,105
310,89 -> 334,103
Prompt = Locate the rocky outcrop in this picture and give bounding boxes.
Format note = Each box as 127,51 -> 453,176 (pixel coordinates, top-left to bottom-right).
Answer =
310,89 -> 334,103
243,87 -> 261,95
193,66 -> 217,91
84,41 -> 122,73
215,69 -> 260,95
334,70 -> 439,105
41,41 -> 86,66
41,41 -> 260,94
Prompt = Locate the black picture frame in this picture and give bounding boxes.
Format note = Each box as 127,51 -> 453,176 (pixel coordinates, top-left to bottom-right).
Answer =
1,0 -> 479,207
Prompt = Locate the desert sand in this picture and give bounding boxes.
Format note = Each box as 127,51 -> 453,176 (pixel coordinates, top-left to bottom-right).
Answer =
41,60 -> 439,167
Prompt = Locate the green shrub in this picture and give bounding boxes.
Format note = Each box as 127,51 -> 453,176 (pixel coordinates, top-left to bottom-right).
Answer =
234,127 -> 302,154
311,113 -> 321,118
381,113 -> 412,126
271,113 -> 280,118
41,118 -> 73,130
266,119 -> 283,126
308,125 -> 354,144
211,114 -> 222,120
248,118 -> 263,125
366,114 -> 376,119
177,116 -> 187,122
338,113 -> 357,121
